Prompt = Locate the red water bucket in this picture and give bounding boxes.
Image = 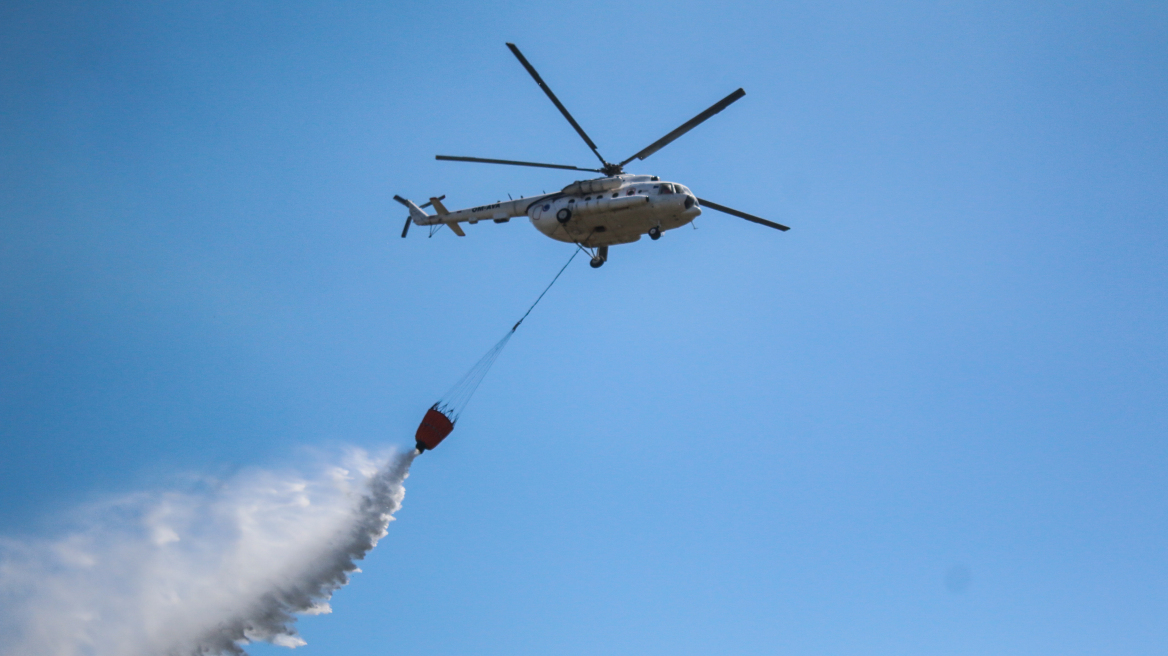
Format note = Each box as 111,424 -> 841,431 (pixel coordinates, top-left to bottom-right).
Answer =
415,405 -> 455,452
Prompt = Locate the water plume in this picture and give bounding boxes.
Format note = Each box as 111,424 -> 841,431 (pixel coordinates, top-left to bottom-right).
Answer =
0,448 -> 417,655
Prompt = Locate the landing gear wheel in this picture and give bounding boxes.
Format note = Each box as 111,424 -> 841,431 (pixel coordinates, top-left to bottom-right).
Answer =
648,226 -> 661,240
556,208 -> 572,224
590,256 -> 605,268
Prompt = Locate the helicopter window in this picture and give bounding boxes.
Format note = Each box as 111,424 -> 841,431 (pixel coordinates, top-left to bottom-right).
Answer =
627,189 -> 635,196
542,204 -> 550,211
660,184 -> 674,195
612,192 -> 619,198
585,196 -> 591,201
568,198 -> 575,203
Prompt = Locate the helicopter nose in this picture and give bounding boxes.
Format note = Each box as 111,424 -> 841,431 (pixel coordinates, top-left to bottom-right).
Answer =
684,195 -> 695,210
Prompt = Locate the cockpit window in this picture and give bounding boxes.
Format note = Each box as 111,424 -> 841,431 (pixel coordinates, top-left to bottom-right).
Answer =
659,183 -> 674,195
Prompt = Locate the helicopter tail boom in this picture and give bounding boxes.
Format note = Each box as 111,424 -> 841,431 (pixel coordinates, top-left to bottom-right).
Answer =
397,192 -> 558,238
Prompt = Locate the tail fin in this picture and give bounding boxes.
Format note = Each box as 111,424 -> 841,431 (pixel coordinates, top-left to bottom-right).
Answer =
429,197 -> 450,215
394,195 -> 430,222
394,195 -> 433,238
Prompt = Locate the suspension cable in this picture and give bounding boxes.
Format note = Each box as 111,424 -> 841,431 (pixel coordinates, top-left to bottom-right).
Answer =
511,249 -> 579,331
435,248 -> 580,422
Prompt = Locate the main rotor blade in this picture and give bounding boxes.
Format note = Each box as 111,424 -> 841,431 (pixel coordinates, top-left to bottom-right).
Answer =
401,215 -> 412,238
506,43 -> 609,169
697,197 -> 790,231
419,195 -> 444,209
436,155 -> 602,172
619,88 -> 746,167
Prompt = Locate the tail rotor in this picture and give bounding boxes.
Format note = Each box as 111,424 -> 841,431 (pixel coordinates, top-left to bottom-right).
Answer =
395,194 -> 445,238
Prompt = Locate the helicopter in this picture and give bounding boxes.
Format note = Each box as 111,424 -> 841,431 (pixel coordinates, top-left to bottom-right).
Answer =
395,43 -> 788,269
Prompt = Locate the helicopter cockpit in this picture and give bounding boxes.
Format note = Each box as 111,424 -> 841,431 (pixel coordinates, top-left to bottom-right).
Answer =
657,183 -> 691,195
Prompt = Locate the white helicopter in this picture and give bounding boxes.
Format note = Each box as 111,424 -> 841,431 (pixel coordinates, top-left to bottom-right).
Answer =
396,43 -> 789,268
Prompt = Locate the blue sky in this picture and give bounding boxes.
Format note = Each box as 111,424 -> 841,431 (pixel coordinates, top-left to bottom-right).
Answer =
1,1 -> 1166,654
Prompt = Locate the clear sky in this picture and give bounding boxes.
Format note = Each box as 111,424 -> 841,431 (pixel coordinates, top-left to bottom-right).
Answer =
1,1 -> 1166,654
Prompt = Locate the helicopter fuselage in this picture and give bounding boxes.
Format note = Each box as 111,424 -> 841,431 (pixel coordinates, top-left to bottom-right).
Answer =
529,175 -> 700,247
413,174 -> 701,248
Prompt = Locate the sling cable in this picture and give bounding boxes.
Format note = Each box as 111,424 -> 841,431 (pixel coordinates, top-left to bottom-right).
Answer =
414,250 -> 579,453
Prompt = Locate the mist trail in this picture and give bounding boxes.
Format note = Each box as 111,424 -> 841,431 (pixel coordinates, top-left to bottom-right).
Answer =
0,448 -> 418,656
182,448 -> 417,655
